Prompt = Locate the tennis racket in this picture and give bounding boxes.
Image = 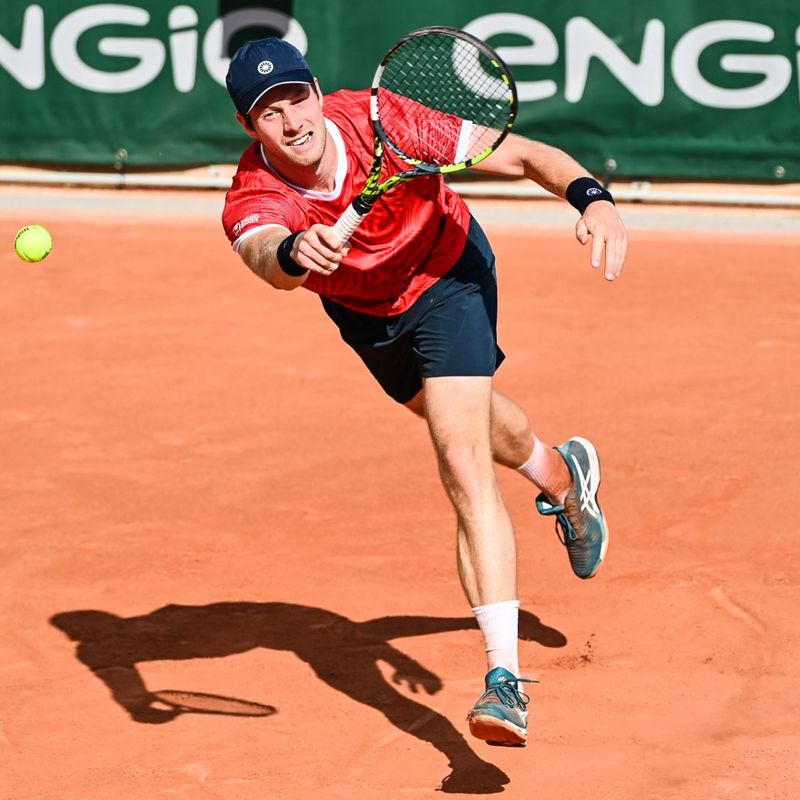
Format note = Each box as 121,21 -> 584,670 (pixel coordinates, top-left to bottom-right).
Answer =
332,26 -> 518,245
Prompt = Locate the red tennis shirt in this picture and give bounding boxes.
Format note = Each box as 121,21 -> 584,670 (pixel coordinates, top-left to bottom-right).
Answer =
222,89 -> 472,316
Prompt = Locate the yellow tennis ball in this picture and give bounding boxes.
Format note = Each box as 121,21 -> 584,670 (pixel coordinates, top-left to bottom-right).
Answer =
15,224 -> 53,263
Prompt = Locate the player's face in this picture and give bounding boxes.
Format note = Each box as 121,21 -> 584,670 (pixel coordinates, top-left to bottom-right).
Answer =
241,83 -> 328,173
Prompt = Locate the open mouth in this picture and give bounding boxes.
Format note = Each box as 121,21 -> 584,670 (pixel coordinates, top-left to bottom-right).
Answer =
287,132 -> 312,147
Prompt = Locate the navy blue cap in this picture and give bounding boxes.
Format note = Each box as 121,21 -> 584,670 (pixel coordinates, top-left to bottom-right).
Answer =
226,38 -> 314,115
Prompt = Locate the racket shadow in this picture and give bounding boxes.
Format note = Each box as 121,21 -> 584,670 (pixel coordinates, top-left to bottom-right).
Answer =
51,602 -> 566,793
151,689 -> 277,717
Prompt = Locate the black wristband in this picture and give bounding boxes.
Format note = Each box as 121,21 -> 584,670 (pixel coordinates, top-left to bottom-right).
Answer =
566,177 -> 615,214
276,231 -> 309,277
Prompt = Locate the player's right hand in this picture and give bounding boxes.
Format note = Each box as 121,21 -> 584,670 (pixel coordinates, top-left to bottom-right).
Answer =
293,224 -> 350,276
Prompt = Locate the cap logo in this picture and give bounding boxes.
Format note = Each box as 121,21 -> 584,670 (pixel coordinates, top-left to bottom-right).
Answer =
257,60 -> 274,75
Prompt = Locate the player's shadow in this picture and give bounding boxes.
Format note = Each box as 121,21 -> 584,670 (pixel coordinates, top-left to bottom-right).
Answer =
51,602 -> 566,794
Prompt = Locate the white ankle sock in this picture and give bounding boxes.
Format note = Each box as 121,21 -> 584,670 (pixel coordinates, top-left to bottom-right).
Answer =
517,436 -> 567,503
471,599 -> 520,677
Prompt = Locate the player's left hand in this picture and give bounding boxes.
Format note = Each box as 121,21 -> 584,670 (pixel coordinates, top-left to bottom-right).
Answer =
575,201 -> 628,281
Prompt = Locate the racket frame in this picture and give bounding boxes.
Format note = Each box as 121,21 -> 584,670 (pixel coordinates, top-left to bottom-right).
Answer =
332,26 -> 518,242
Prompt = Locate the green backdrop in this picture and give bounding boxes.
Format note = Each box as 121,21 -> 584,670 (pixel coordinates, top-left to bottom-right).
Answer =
1,1 -> 798,179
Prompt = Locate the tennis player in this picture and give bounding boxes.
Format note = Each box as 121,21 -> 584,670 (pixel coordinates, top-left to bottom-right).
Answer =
222,38 -> 627,747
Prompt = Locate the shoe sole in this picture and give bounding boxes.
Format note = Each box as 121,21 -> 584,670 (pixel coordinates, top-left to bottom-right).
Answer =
567,436 -> 609,579
468,713 -> 527,747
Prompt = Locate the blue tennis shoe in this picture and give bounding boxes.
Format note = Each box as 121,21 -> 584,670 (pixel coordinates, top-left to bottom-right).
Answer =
536,436 -> 609,579
467,667 -> 535,746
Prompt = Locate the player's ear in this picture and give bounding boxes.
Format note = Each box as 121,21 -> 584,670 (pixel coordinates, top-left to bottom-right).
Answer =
313,78 -> 323,107
235,112 -> 259,140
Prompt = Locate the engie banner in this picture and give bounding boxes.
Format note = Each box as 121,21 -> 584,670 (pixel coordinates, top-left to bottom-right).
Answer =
1,1 -> 798,179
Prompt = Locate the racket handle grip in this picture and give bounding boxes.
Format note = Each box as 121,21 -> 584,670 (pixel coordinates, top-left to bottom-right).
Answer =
332,203 -> 368,246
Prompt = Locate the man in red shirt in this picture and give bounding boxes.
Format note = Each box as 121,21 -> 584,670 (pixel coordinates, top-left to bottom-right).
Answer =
223,38 -> 627,748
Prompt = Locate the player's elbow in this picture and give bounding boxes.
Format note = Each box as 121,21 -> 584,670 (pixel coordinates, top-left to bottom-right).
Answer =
267,270 -> 306,290
260,259 -> 310,290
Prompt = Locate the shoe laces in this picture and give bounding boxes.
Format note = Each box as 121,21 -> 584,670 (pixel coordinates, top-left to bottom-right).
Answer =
481,676 -> 537,709
553,509 -> 578,546
538,500 -> 579,546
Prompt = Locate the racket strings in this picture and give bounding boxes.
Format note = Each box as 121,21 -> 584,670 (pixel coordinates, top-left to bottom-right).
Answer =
377,32 -> 512,166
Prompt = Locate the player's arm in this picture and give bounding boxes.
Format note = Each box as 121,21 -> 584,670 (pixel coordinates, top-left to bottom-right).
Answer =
473,134 -> 628,280
472,133 -> 587,191
237,224 -> 345,290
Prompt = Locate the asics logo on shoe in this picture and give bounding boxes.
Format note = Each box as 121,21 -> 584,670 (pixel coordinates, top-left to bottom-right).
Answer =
570,453 -> 600,519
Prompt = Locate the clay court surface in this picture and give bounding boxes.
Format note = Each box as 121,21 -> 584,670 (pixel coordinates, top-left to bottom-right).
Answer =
1,188 -> 799,799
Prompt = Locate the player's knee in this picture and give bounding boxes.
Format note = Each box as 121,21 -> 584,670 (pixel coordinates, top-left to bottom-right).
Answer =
436,444 -> 495,499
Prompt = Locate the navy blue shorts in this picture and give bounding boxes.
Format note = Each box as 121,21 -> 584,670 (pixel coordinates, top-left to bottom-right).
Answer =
320,217 -> 505,404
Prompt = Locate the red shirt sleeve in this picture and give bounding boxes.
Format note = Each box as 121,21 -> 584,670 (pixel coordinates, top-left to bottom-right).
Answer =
222,143 -> 309,249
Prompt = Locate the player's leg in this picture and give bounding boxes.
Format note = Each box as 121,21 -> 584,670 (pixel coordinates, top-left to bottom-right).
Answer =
479,385 -> 610,581
421,374 -> 531,745
408,385 -> 609,581
422,374 -> 516,609
321,218 -> 532,743
412,217 -> 536,744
